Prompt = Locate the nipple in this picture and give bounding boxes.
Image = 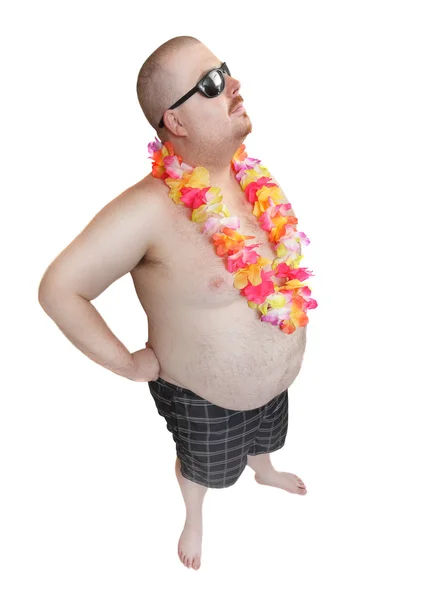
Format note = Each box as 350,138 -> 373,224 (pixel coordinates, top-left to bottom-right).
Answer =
208,275 -> 225,289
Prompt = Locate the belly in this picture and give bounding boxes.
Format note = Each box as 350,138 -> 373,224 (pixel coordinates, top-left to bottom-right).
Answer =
130,207 -> 308,410
145,296 -> 307,410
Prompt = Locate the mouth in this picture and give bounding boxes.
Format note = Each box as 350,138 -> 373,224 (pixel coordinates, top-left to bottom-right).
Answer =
231,102 -> 245,115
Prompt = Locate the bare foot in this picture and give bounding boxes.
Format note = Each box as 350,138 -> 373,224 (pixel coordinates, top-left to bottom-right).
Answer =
255,470 -> 307,494
178,520 -> 202,570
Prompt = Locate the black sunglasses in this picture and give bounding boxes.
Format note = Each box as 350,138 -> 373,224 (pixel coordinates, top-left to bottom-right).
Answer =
158,62 -> 231,128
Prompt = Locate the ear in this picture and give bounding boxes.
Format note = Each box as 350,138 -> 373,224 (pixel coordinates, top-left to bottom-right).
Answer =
163,110 -> 188,138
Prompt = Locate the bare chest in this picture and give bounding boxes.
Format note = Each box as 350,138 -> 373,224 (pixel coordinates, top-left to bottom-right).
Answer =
139,189 -> 286,305
130,182 -> 307,409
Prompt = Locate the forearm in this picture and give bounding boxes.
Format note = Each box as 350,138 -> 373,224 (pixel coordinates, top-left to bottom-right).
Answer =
39,291 -> 136,378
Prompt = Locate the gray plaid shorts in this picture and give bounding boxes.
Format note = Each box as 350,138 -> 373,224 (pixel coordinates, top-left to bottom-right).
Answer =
148,376 -> 289,489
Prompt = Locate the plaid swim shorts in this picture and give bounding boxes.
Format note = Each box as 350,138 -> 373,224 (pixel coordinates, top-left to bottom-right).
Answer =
148,376 -> 289,489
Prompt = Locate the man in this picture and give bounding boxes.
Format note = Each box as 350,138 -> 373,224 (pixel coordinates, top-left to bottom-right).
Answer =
38,36 -> 309,572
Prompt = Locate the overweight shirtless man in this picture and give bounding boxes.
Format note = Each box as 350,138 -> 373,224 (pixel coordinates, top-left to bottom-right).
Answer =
38,36 -> 312,571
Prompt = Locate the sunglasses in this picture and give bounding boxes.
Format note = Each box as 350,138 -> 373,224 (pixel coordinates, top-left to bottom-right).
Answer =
158,62 -> 231,128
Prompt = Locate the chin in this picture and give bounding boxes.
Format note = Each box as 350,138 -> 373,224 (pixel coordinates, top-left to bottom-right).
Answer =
241,112 -> 252,133
239,119 -> 252,137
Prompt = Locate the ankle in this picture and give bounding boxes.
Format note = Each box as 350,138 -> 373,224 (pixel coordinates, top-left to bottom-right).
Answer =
255,466 -> 277,478
185,514 -> 203,528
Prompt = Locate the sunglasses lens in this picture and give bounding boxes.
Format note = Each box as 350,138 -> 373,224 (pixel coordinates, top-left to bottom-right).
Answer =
202,70 -> 224,97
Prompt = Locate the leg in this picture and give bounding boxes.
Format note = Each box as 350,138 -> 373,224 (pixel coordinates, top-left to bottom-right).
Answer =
175,455 -> 208,570
246,390 -> 307,495
148,375 -> 249,569
247,451 -> 274,475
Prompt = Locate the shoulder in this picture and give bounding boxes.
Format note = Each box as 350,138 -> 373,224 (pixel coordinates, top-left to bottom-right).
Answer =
131,173 -> 167,201
116,173 -> 169,226
126,174 -> 170,266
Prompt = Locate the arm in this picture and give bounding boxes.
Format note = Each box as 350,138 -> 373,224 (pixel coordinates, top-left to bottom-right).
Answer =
38,184 -> 159,379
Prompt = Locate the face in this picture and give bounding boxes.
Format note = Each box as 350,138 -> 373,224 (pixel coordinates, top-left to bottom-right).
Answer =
162,43 -> 252,149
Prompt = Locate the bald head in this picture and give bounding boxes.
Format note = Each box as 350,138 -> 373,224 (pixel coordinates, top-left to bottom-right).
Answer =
136,36 -> 202,139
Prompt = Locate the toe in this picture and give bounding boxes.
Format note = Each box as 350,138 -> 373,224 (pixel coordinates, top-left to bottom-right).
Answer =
290,475 -> 307,493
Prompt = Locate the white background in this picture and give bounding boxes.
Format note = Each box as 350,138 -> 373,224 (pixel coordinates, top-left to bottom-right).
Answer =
1,0 -> 441,598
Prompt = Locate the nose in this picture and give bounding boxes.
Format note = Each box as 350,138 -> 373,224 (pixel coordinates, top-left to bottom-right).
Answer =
226,74 -> 241,97
233,79 -> 241,96
226,76 -> 243,113
226,76 -> 242,110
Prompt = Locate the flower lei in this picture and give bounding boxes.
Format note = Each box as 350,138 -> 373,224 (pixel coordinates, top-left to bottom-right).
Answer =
147,137 -> 317,334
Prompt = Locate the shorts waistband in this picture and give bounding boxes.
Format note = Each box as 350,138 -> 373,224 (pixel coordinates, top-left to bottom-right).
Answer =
151,376 -> 188,393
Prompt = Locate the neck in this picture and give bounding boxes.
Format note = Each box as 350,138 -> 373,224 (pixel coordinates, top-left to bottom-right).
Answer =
163,137 -> 243,191
207,165 -> 240,192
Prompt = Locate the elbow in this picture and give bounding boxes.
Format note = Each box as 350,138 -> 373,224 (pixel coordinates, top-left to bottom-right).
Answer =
38,280 -> 54,310
38,266 -> 55,307
38,277 -> 84,312
38,275 -> 61,310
